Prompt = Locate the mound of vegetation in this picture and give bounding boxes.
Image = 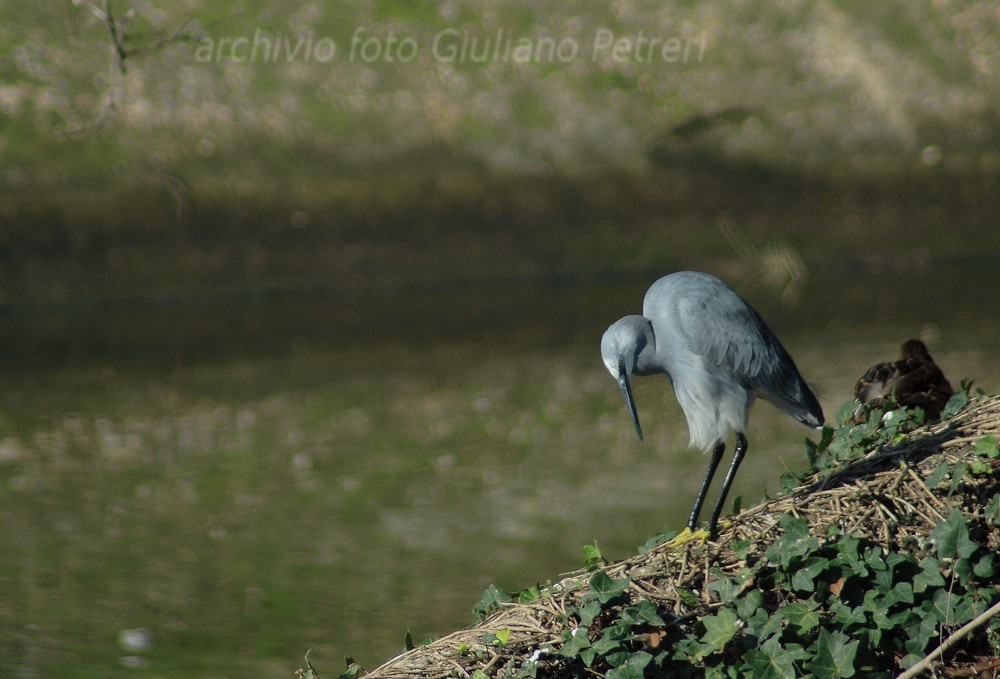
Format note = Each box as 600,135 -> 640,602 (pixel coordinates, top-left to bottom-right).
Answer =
311,386 -> 1000,678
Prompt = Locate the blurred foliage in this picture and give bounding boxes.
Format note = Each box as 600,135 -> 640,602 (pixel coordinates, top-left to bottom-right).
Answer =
0,1 -> 998,304
4,1 -> 999,176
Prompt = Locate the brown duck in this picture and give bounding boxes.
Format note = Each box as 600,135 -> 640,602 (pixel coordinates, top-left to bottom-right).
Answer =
854,339 -> 954,421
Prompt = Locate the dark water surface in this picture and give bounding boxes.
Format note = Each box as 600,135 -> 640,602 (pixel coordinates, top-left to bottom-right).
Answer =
1,265 -> 998,677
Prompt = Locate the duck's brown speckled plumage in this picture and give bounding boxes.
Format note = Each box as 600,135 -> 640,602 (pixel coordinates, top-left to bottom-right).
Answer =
853,339 -> 954,421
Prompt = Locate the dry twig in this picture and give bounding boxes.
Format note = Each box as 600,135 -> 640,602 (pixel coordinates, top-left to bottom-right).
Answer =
897,598 -> 1000,679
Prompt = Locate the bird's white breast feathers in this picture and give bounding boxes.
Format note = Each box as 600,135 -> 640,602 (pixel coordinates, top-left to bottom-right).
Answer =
670,353 -> 754,451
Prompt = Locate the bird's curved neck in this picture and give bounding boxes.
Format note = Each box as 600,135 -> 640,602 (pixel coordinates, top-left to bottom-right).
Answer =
631,323 -> 660,376
633,353 -> 660,377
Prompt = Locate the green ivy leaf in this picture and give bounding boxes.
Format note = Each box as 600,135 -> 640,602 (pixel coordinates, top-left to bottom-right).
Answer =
987,494 -> 1000,526
834,533 -> 864,571
588,571 -> 629,604
974,434 -> 999,458
929,510 -> 975,560
579,646 -> 599,667
336,664 -> 361,679
864,545 -> 888,572
806,425 -> 835,464
606,651 -> 652,679
483,629 -> 511,647
825,438 -> 853,466
518,584 -> 542,604
888,607 -> 919,630
955,556 -> 976,584
780,601 -> 821,634
806,628 -> 859,678
672,635 -> 712,664
881,407 -> 910,440
779,471 -> 802,492
732,539 -> 751,560
582,541 -> 604,570
886,550 -> 915,572
942,389 -> 969,417
591,629 -> 622,656
769,515 -> 819,570
829,600 -> 866,627
603,650 -> 631,668
621,600 -> 666,626
974,553 -> 995,578
949,461 -> 968,495
926,462 -> 951,489
835,401 -> 858,427
758,609 -> 788,640
577,599 -> 602,626
861,588 -> 885,616
790,556 -> 830,593
953,596 -> 987,626
639,528 -> 679,553
708,577 -> 742,602
705,664 -> 737,679
473,584 -> 513,620
696,608 -> 739,658
780,513 -> 811,541
913,557 -> 945,593
736,589 -> 766,623
931,588 -> 958,624
903,601 -> 939,655
675,586 -> 700,608
558,627 -> 592,659
731,495 -> 743,515
883,581 -> 914,608
742,606 -> 771,638
743,634 -> 809,679
971,458 -> 992,474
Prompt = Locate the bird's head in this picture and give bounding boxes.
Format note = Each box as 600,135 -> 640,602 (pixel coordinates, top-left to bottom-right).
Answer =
900,339 -> 931,362
600,316 -> 653,441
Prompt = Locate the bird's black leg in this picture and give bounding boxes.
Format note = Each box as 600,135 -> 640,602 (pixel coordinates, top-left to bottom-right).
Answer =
687,440 -> 725,531
706,432 -> 748,535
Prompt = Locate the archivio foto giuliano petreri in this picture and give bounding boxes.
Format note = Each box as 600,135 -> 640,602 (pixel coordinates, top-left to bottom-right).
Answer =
195,26 -> 709,65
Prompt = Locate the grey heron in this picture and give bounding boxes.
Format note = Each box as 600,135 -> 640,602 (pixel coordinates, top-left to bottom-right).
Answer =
601,271 -> 824,542
854,339 -> 953,421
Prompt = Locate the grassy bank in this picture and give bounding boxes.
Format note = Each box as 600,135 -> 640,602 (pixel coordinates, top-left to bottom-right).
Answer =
329,391 -> 1000,678
3,2 -> 1000,307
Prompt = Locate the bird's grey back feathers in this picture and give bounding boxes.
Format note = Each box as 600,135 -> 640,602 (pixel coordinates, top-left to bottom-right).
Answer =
642,272 -> 823,432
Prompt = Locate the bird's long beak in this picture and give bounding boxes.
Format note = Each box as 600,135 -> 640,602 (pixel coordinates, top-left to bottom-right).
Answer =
617,361 -> 643,440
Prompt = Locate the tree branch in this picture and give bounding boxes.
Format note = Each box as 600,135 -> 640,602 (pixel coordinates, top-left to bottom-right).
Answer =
103,0 -> 129,73
62,0 -> 207,134
98,0 -> 204,74
897,597 -> 1000,679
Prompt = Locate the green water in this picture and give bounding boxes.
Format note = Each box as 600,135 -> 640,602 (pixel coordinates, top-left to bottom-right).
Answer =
1,269 -> 998,677
4,1 -> 999,674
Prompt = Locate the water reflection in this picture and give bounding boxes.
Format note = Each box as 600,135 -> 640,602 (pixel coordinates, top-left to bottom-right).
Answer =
1,267 -> 998,675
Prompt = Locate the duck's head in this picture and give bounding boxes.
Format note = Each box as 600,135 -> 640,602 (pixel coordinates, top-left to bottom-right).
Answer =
900,339 -> 932,362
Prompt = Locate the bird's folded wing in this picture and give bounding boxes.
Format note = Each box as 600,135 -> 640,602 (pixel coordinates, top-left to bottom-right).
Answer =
674,292 -> 786,379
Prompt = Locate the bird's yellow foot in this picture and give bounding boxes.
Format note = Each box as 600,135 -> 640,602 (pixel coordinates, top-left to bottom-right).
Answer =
664,527 -> 711,549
